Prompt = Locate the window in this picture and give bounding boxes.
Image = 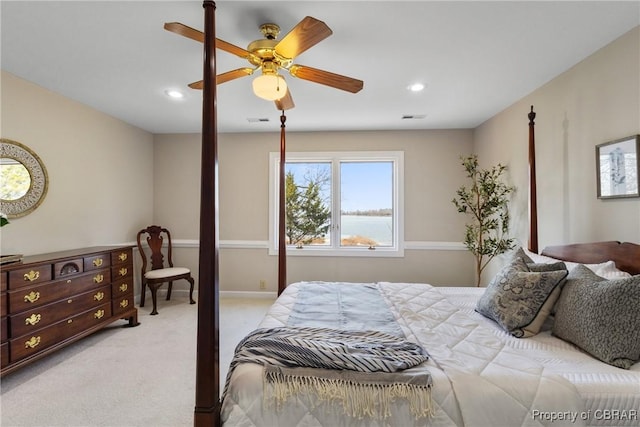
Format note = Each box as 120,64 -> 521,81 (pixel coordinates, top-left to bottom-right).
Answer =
269,151 -> 404,257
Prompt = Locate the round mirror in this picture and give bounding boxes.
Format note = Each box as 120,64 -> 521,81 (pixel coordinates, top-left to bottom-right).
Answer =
0,138 -> 49,218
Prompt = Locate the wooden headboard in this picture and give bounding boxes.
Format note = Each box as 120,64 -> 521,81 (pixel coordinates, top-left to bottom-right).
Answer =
541,241 -> 640,275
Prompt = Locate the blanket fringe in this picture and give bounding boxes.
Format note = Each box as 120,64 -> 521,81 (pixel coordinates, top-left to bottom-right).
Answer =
264,370 -> 434,420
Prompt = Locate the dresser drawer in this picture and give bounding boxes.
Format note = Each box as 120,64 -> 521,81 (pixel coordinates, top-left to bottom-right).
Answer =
1,342 -> 8,368
111,264 -> 132,281
84,253 -> 111,272
112,294 -> 134,317
111,248 -> 133,266
10,302 -> 112,362
9,268 -> 111,314
1,271 -> 7,292
53,258 -> 84,278
9,285 -> 111,337
111,277 -> 133,298
8,264 -> 52,290
0,292 -> 6,317
1,316 -> 7,342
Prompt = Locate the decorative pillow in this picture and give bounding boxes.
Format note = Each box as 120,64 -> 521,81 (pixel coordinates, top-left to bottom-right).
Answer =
552,265 -> 640,369
514,246 -> 631,278
476,257 -> 568,338
594,260 -> 632,280
514,247 -> 550,264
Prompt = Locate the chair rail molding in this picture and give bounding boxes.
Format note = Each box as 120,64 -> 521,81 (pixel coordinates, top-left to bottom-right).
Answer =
172,239 -> 466,251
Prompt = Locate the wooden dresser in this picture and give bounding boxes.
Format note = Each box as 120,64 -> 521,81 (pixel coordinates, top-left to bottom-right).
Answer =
0,245 -> 138,376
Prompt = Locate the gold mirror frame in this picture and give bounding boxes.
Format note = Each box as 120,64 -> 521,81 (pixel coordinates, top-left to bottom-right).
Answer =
0,138 -> 49,218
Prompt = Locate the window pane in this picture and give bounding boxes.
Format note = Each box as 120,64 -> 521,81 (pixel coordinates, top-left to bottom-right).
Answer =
340,162 -> 393,247
284,162 -> 332,246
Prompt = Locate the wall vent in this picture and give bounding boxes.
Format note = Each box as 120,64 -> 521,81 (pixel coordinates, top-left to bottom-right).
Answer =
247,118 -> 270,123
402,114 -> 427,120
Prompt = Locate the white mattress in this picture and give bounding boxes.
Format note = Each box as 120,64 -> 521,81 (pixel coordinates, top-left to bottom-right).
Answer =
221,282 -> 640,427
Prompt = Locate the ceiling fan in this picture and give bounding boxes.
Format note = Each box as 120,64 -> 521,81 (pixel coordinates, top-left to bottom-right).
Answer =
164,16 -> 364,110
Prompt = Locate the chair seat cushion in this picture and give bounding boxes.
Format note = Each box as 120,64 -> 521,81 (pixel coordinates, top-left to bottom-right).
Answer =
145,267 -> 190,280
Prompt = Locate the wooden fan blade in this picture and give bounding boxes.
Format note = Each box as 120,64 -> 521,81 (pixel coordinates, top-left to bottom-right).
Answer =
215,38 -> 253,60
275,89 -> 295,111
164,22 -> 204,43
275,16 -> 332,59
217,67 -> 254,84
289,65 -> 363,93
188,68 -> 255,89
164,22 -> 252,59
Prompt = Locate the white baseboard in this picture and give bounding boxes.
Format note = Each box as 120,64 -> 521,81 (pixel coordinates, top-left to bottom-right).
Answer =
220,291 -> 278,299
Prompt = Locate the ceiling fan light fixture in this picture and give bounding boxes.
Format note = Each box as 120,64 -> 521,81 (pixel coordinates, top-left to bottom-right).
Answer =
252,74 -> 288,101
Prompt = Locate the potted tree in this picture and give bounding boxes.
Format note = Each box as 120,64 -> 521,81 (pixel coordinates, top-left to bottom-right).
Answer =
452,155 -> 515,286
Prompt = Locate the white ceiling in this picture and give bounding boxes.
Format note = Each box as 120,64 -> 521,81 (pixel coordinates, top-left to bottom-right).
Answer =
2,1 -> 639,134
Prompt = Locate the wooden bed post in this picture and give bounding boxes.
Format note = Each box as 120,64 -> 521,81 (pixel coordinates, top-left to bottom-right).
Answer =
278,111 -> 287,295
194,1 -> 220,426
528,106 -> 539,254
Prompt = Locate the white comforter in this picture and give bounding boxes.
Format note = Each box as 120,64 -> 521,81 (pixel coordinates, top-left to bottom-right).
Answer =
221,282 -> 588,427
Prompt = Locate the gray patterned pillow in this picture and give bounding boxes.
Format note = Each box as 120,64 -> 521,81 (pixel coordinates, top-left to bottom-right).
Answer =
512,247 -> 567,272
553,265 -> 640,369
513,247 -> 534,264
511,247 -> 568,317
476,257 -> 568,338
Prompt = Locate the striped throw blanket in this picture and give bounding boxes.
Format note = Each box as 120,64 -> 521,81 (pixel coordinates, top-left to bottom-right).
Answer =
223,326 -> 433,420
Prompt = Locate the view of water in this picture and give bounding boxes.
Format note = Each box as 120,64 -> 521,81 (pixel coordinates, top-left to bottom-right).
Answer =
341,215 -> 393,246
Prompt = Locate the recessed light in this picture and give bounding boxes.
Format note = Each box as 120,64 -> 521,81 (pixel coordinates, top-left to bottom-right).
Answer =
165,89 -> 184,99
408,83 -> 425,92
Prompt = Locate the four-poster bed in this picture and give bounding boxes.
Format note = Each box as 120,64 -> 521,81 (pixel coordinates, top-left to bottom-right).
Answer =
193,3 -> 639,426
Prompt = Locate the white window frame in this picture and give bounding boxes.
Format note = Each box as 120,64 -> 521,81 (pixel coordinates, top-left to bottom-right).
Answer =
268,151 -> 404,257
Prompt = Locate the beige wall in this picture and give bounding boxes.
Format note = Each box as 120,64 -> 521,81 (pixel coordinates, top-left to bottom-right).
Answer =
154,130 -> 476,292
474,26 -> 640,283
0,71 -> 155,257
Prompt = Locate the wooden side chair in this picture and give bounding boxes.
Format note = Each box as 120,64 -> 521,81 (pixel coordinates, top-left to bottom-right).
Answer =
136,225 -> 195,315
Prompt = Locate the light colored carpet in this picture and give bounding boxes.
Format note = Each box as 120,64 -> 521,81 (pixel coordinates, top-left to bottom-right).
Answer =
0,295 -> 273,427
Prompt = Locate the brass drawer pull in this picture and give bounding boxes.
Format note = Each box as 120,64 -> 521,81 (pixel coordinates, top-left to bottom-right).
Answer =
25,336 -> 41,349
118,252 -> 128,262
25,313 -> 42,326
120,299 -> 129,308
118,267 -> 128,277
119,283 -> 128,292
23,270 -> 40,282
93,274 -> 104,284
94,309 -> 105,319
94,291 -> 105,301
24,291 -> 40,303
93,258 -> 103,267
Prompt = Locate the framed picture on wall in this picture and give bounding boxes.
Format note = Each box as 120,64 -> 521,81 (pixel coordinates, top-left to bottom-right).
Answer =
596,134 -> 640,199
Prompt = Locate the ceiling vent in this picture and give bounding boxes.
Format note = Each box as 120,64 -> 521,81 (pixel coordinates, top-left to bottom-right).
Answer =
402,114 -> 427,120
